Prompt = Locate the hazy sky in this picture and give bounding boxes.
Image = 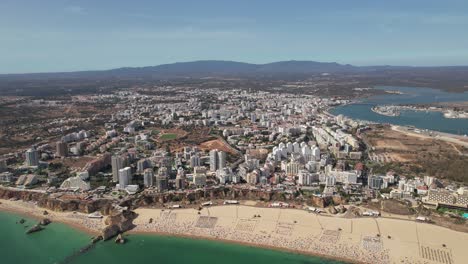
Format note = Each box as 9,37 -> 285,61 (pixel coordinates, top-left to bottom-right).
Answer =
1,0 -> 468,73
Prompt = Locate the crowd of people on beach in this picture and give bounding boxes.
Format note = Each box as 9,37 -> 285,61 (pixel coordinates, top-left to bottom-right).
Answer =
2,201 -> 454,264
133,209 -> 391,264
63,212 -> 104,231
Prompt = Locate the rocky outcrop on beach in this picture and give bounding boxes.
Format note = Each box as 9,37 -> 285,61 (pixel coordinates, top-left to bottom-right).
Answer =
344,206 -> 362,218
309,195 -> 346,208
24,218 -> 52,234
311,196 -> 329,208
328,206 -> 338,214
40,218 -> 51,226
101,210 -> 137,240
91,236 -> 103,244
115,234 -> 125,244
337,205 -> 347,214
26,224 -> 44,234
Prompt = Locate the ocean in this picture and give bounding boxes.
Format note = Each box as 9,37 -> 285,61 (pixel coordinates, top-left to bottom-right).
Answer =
0,211 -> 345,264
0,210 -> 90,264
331,86 -> 468,135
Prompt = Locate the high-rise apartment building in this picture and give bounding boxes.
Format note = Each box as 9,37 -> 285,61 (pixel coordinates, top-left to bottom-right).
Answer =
118,167 -> 132,189
25,147 -> 39,167
56,141 -> 68,157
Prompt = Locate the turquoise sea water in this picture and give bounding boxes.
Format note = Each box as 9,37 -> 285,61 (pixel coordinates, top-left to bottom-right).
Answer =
331,86 -> 468,135
0,211 -> 345,264
0,211 -> 90,264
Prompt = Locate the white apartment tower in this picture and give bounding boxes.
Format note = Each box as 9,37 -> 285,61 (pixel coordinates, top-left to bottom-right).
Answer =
218,151 -> 226,169
118,167 -> 132,189
209,150 -> 218,171
25,148 -> 39,167
143,168 -> 154,187
111,155 -> 124,182
210,149 -> 226,171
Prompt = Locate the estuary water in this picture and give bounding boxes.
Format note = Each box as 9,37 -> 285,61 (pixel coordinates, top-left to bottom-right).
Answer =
331,86 -> 468,135
0,211 -> 345,264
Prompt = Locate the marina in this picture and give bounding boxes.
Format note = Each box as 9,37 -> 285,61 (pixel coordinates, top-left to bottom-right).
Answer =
371,104 -> 468,119
371,105 -> 400,117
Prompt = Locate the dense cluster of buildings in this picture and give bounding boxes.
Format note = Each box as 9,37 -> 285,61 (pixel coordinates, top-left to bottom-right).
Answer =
0,87 -> 466,213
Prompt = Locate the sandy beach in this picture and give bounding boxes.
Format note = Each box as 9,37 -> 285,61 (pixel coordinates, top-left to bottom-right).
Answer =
1,198 -> 467,264
0,199 -> 104,235
132,204 -> 468,264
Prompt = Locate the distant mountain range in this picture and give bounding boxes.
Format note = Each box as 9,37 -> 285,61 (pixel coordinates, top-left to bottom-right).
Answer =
2,60 -> 468,80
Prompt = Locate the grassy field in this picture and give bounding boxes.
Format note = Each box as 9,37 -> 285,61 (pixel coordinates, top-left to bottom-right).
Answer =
160,133 -> 178,140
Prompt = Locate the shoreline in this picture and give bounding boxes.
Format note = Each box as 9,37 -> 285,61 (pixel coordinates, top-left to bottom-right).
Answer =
372,104 -> 468,119
129,206 -> 466,264
0,199 -> 101,236
2,198 -> 468,264
128,229 -> 358,264
391,125 -> 468,148
0,200 -> 354,263
331,102 -> 468,139
329,85 -> 468,135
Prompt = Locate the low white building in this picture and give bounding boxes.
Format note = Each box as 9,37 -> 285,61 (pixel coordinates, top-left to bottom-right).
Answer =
60,176 -> 91,191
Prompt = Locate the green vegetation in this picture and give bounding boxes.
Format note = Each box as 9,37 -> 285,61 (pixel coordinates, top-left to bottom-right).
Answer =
90,174 -> 113,189
419,155 -> 468,184
379,187 -> 392,194
35,168 -> 48,176
366,162 -> 408,176
160,133 -> 177,140
437,207 -> 465,216
48,163 -> 63,172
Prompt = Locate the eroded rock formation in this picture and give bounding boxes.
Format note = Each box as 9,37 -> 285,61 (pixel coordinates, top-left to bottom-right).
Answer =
101,210 -> 137,240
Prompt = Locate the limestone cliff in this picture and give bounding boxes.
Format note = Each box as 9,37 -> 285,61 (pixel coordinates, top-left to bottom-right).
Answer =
135,187 -> 289,206
0,188 -> 114,214
135,187 -> 344,208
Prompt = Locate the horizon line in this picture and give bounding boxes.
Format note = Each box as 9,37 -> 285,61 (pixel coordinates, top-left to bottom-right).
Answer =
2,59 -> 468,75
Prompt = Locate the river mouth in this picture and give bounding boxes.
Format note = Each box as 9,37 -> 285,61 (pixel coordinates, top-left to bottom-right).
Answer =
330,86 -> 468,135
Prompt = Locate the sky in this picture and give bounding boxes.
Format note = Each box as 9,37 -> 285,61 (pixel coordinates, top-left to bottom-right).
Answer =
1,0 -> 468,73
